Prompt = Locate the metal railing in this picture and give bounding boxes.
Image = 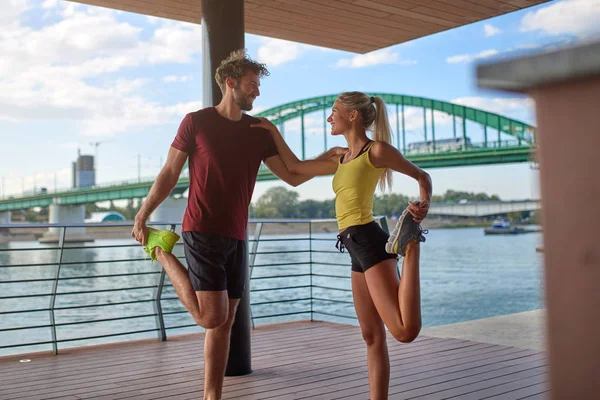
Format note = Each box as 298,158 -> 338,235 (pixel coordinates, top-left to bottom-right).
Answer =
0,218 -> 387,357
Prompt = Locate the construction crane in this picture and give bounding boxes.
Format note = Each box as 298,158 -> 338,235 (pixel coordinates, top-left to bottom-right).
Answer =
89,140 -> 111,183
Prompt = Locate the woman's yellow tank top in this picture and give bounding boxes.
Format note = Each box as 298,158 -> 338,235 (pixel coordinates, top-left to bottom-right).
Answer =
332,142 -> 384,231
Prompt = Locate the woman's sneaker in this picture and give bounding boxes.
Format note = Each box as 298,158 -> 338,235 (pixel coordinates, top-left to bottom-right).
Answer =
385,205 -> 428,257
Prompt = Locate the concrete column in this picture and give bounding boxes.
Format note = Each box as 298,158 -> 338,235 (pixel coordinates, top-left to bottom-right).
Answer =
202,0 -> 244,107
149,197 -> 187,234
41,203 -> 91,243
201,0 -> 251,377
0,211 -> 10,240
48,204 -> 86,233
0,211 -> 11,224
478,41 -> 600,400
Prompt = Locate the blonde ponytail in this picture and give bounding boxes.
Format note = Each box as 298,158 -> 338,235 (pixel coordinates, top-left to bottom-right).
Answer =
372,96 -> 393,192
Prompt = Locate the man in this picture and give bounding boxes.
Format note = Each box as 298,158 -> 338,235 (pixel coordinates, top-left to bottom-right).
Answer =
131,49 -> 342,400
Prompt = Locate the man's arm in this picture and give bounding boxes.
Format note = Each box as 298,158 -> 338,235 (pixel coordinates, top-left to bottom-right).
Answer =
132,147 -> 188,245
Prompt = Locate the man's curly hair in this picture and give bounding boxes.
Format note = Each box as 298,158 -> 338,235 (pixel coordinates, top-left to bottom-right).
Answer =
215,49 -> 270,94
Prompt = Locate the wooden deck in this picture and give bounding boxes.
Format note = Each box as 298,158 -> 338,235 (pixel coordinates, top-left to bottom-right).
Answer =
0,321 -> 549,400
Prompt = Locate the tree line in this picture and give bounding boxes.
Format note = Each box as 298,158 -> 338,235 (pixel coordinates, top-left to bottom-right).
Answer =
249,187 -> 501,219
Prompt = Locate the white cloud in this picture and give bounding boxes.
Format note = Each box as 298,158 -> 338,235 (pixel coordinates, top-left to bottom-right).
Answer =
336,49 -> 416,68
80,100 -> 202,136
163,75 -> 192,83
0,3 -> 203,136
58,142 -> 81,149
249,106 -> 268,115
515,43 -> 542,50
446,49 -> 499,64
484,24 -> 502,37
452,97 -> 534,117
521,0 -> 600,38
282,116 -> 324,135
257,38 -> 306,67
1,0 -> 30,29
42,0 -> 58,9
389,108 -> 452,133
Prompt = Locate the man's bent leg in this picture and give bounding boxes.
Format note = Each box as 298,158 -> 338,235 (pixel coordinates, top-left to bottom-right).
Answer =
155,248 -> 228,328
203,298 -> 240,400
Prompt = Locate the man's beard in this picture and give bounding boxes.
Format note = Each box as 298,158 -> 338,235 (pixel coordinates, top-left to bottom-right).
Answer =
233,88 -> 254,111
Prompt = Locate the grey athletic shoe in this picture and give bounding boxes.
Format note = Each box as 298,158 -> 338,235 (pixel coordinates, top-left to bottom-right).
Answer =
385,204 -> 428,257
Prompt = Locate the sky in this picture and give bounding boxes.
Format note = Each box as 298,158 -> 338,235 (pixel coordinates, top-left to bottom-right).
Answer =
1,0 -> 600,203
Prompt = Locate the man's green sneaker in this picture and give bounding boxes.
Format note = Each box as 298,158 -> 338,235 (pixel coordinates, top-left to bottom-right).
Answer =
144,228 -> 181,261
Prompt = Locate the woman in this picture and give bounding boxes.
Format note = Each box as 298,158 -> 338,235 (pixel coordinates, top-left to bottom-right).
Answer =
252,92 -> 432,400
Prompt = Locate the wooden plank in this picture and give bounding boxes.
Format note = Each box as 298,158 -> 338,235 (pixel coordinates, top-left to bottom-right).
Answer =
373,0 -> 494,19
0,322 -> 551,400
485,382 -> 550,399
385,366 -> 548,399
0,326 -> 359,389
66,0 -> 551,53
246,8 -> 390,48
321,351 -> 544,400
445,372 -> 548,399
72,0 -> 202,22
247,0 -> 418,36
247,5 -> 397,46
286,354 -> 547,400
223,342 -> 502,399
352,0 -> 461,28
3,327 -> 379,398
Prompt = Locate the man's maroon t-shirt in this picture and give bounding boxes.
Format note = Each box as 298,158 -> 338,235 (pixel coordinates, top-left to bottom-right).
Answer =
171,107 -> 277,240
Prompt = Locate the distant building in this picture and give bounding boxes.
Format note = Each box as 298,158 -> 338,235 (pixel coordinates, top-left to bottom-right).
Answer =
74,149 -> 95,188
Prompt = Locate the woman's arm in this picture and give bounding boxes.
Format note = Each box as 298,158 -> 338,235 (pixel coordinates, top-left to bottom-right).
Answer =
370,141 -> 432,222
252,118 -> 342,176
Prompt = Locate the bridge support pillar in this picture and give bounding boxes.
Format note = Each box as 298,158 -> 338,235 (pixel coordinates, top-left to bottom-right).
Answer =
0,211 -> 11,241
40,204 -> 92,243
478,41 -> 600,400
0,211 -> 11,224
149,197 -> 187,233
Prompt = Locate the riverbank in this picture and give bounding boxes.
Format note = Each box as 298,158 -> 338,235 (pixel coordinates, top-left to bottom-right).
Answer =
0,218 -> 534,243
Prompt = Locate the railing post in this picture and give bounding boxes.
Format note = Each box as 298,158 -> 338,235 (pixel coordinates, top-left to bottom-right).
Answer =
154,268 -> 167,342
248,223 -> 263,330
154,223 -> 176,341
49,227 -> 66,355
309,221 -> 313,321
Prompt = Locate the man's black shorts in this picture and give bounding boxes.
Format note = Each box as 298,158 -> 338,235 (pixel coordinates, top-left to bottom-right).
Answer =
182,231 -> 247,299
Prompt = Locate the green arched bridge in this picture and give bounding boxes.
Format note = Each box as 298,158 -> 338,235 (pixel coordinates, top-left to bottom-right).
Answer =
0,93 -> 536,212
